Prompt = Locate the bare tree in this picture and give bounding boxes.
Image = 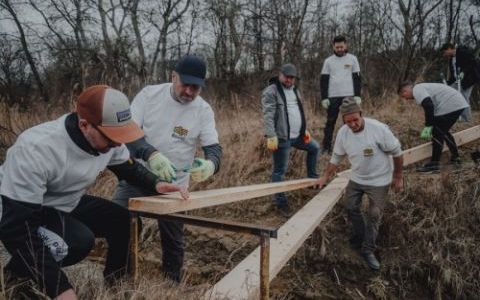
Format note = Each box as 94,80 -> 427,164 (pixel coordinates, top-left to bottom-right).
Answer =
395,0 -> 443,80
147,0 -> 191,81
1,0 -> 49,102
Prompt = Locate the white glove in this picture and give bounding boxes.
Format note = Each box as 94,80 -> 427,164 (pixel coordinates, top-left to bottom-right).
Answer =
353,96 -> 362,105
321,99 -> 330,109
148,152 -> 176,182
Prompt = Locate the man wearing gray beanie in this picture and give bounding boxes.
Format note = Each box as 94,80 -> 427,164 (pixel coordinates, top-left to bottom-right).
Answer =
317,97 -> 404,270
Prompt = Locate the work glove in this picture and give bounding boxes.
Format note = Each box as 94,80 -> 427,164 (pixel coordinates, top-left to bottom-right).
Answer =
148,152 -> 176,183
353,96 -> 362,105
458,72 -> 464,80
303,130 -> 311,144
420,126 -> 433,140
321,99 -> 330,109
189,158 -> 215,182
267,136 -> 278,151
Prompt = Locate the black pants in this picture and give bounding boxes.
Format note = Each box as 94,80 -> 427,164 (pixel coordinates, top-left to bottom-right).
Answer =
112,181 -> 184,282
431,109 -> 464,162
322,97 -> 345,150
0,195 -> 131,298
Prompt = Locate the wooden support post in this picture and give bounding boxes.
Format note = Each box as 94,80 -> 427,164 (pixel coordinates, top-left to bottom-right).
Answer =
259,232 -> 270,300
130,213 -> 139,282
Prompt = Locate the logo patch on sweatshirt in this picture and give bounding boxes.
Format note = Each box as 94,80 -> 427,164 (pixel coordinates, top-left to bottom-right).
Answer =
172,126 -> 189,139
344,64 -> 352,69
363,147 -> 374,156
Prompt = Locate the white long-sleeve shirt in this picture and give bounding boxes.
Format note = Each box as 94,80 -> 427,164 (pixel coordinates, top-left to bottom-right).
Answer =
0,114 -> 130,215
130,83 -> 219,187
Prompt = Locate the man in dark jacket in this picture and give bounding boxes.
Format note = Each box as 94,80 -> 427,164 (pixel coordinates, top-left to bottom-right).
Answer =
261,63 -> 320,217
441,43 -> 480,122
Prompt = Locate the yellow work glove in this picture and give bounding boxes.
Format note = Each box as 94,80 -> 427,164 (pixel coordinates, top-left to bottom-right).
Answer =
353,96 -> 362,105
148,152 -> 176,183
321,99 -> 330,109
189,158 -> 215,183
267,136 -> 278,151
303,130 -> 311,144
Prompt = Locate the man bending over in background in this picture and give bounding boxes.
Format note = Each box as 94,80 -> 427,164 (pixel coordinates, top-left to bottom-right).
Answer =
398,82 -> 469,172
0,85 -> 186,300
317,98 -> 403,271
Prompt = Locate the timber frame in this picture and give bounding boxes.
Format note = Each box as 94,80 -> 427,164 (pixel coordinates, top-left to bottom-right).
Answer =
128,125 -> 480,300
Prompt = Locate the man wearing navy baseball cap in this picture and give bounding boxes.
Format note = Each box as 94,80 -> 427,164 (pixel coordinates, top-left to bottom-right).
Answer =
112,54 -> 222,282
174,54 -> 207,87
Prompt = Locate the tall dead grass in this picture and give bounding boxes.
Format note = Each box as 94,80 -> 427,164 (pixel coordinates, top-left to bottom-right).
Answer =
0,90 -> 479,299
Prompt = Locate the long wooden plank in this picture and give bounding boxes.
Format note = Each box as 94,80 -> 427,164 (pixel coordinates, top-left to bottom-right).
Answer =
206,171 -> 350,300
129,178 -> 318,214
402,125 -> 480,165
208,125 -> 480,299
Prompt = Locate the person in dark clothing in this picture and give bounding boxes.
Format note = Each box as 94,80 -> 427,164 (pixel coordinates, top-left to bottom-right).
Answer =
398,82 -> 469,172
0,85 -> 187,300
320,35 -> 362,154
262,63 -> 320,217
441,43 -> 480,122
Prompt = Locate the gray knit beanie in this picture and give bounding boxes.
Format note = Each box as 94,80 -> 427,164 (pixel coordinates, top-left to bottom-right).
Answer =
339,97 -> 361,115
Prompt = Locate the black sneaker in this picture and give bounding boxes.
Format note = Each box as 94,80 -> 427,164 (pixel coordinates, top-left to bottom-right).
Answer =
449,157 -> 462,168
361,252 -> 380,271
277,205 -> 292,218
417,162 -> 440,173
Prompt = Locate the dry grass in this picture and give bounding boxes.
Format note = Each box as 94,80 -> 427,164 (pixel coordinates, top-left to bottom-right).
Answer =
0,91 -> 479,299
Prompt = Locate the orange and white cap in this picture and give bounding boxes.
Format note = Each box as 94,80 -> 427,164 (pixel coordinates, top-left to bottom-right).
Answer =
76,85 -> 144,144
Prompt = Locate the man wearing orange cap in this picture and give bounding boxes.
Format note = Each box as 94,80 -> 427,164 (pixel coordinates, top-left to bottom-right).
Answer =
0,85 -> 187,299
317,98 -> 403,271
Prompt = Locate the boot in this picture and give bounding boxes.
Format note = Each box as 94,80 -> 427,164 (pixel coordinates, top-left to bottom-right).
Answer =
361,251 -> 380,271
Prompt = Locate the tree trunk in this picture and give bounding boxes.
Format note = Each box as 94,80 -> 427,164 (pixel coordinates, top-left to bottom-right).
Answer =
1,0 -> 49,102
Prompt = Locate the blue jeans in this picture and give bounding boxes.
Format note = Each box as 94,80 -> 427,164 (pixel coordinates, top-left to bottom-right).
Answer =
272,136 -> 320,207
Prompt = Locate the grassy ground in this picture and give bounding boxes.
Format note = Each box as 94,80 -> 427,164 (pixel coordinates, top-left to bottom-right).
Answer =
0,92 -> 479,299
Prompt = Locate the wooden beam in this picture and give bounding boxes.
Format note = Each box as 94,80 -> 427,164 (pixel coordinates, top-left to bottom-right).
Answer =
402,125 -> 480,165
208,125 -> 480,299
207,171 -> 350,299
129,178 -> 318,214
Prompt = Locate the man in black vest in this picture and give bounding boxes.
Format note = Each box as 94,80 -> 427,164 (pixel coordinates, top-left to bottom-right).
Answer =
441,42 -> 480,122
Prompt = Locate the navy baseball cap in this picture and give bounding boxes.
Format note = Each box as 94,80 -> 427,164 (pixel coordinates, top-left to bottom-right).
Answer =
175,55 -> 207,87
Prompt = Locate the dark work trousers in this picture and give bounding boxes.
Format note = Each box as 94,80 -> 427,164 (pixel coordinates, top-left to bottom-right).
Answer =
345,181 -> 389,254
322,97 -> 345,151
113,181 -> 184,282
0,195 -> 131,298
431,109 -> 464,162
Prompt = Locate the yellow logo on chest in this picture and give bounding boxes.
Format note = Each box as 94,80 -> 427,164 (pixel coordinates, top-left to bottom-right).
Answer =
363,147 -> 374,156
173,126 -> 189,138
